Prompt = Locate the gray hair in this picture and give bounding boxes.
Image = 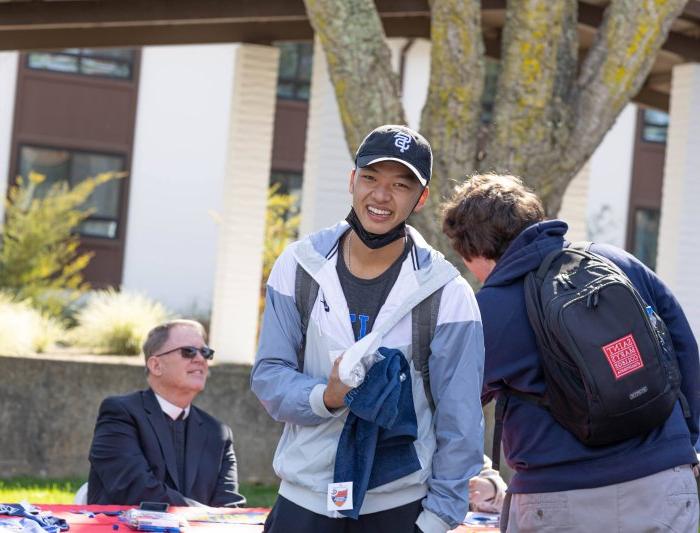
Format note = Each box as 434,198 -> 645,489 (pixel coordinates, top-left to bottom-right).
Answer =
143,319 -> 207,366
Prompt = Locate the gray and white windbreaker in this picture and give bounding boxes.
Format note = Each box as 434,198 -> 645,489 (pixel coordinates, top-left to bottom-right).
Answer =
251,222 -> 485,533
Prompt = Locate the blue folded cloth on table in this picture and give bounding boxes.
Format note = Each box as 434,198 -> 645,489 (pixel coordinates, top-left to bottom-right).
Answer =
333,347 -> 421,519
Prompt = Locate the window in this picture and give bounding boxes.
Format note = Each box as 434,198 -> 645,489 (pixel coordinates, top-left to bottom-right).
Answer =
641,109 -> 669,143
632,208 -> 660,271
27,48 -> 135,80
275,42 -> 313,100
18,145 -> 125,239
480,59 -> 501,124
270,171 -> 302,198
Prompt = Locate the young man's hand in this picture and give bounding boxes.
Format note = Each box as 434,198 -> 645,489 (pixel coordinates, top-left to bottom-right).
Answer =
323,356 -> 352,410
469,476 -> 496,505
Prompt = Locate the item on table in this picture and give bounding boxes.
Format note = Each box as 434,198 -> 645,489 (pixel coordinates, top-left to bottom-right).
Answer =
120,509 -> 187,532
463,511 -> 499,527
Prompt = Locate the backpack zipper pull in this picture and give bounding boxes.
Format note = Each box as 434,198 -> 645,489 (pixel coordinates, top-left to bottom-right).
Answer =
586,289 -> 600,308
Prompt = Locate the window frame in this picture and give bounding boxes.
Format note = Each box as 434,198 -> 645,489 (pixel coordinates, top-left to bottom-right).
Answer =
275,41 -> 313,101
26,48 -> 136,81
16,142 -> 126,240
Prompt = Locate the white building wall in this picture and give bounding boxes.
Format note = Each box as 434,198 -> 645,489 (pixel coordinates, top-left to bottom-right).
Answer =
585,104 -> 637,247
656,63 -> 700,336
387,38 -> 431,130
122,44 -> 237,316
0,51 -> 18,224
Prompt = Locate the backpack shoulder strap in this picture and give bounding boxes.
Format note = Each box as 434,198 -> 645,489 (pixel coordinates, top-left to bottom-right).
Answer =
411,286 -> 444,413
569,241 -> 593,252
294,262 -> 319,372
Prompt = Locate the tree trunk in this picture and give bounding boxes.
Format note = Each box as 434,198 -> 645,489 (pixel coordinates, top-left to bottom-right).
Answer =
413,0 -> 485,261
302,0 -> 405,154
482,0 -> 685,215
305,0 -> 687,234
481,0 -> 578,213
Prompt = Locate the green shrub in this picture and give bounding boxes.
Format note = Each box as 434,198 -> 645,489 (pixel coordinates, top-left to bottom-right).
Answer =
71,289 -> 171,355
260,185 -> 300,317
0,171 -> 123,318
0,293 -> 65,355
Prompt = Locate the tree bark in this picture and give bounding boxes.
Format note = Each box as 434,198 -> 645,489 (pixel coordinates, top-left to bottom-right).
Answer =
481,0 -> 578,211
302,0 -> 405,154
548,0 -> 687,214
412,0 -> 485,259
305,0 -> 687,230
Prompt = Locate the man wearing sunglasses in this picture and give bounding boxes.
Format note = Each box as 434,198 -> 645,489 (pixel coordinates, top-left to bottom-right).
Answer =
87,319 -> 245,507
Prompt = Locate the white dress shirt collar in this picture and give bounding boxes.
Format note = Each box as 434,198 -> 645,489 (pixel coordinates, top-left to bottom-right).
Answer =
154,392 -> 190,420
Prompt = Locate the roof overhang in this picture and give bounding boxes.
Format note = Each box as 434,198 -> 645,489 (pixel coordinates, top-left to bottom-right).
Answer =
0,0 -> 697,110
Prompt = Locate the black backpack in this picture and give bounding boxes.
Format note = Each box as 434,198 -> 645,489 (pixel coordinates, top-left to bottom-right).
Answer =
492,242 -> 690,469
294,263 -> 442,411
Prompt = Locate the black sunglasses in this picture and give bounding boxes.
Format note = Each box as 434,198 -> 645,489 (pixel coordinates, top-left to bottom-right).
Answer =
153,345 -> 215,360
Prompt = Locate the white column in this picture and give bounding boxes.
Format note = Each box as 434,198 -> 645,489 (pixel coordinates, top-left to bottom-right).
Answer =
299,37 -> 353,237
0,52 -> 18,223
558,161 -> 590,242
656,63 -> 700,336
209,44 -> 279,364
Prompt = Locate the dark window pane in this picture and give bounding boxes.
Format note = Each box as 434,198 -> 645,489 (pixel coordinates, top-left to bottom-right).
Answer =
632,208 -> 660,271
80,57 -> 131,78
27,53 -> 79,74
296,83 -> 310,100
642,109 -> 668,143
277,82 -> 296,99
644,109 -> 669,126
19,145 -> 124,239
27,48 -> 133,79
270,171 -> 303,197
79,48 -> 134,60
277,43 -> 299,79
275,41 -> 313,101
71,152 -> 124,219
297,43 -> 314,80
481,59 -> 500,124
18,146 -> 71,196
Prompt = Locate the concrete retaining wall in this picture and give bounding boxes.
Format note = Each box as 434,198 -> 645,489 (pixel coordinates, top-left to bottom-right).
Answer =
0,354 -> 282,484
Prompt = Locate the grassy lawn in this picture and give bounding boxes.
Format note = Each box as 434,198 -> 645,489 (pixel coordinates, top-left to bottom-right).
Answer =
0,478 -> 278,508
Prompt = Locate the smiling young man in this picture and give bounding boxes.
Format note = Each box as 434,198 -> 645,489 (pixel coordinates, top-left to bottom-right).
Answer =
252,125 -> 485,533
87,319 -> 245,507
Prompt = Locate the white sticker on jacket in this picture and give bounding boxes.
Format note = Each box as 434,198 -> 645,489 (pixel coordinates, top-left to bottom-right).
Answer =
327,481 -> 353,511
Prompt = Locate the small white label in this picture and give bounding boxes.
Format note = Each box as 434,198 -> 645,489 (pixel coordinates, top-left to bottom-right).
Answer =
327,481 -> 353,511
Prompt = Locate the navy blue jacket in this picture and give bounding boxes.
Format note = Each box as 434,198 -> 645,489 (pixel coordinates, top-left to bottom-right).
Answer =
334,347 -> 421,519
478,220 -> 699,493
88,389 -> 244,506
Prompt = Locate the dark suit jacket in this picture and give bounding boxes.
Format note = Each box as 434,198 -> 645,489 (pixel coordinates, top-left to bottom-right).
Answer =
87,389 -> 244,507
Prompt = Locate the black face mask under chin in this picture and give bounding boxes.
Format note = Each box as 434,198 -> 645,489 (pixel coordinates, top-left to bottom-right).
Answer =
345,208 -> 406,249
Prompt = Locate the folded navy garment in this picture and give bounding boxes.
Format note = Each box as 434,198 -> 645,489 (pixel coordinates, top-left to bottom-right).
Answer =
333,347 -> 421,519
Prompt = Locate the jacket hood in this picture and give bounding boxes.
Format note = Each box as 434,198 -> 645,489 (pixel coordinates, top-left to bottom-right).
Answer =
483,219 -> 568,287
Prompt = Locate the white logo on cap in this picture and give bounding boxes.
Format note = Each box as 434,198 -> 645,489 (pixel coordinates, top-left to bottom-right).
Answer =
394,132 -> 412,153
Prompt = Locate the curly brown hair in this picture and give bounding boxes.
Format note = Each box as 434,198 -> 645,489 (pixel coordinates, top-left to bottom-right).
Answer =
442,174 -> 545,261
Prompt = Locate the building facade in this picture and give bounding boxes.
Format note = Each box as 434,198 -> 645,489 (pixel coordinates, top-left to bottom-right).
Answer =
0,40 -> 695,362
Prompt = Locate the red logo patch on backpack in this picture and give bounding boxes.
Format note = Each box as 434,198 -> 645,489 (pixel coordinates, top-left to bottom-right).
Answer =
602,334 -> 644,379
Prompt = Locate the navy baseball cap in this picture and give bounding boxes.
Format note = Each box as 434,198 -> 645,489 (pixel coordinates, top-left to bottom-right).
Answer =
354,125 -> 432,187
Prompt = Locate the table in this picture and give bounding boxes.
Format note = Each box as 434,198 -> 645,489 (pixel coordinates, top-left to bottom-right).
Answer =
1,505 -> 497,532
0,505 -> 268,532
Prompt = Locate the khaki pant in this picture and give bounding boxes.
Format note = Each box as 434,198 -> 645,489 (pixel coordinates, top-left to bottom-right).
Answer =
503,465 -> 699,533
